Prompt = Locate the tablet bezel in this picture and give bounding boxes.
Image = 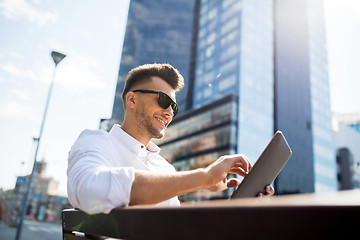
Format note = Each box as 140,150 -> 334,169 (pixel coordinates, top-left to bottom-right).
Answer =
230,131 -> 292,199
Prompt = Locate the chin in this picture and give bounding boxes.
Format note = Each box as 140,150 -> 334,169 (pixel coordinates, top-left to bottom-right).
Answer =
148,126 -> 165,139
154,130 -> 165,139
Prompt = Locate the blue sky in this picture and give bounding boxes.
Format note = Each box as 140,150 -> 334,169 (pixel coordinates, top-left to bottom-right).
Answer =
0,0 -> 359,196
325,0 -> 360,113
0,0 -> 130,195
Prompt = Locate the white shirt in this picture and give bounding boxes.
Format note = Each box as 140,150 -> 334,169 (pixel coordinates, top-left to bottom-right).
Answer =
67,124 -> 180,214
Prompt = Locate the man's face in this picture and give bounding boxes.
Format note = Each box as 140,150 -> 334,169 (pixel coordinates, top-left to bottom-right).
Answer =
133,76 -> 177,139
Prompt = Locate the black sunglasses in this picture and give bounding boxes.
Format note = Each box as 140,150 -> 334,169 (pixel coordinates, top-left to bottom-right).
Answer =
132,89 -> 178,117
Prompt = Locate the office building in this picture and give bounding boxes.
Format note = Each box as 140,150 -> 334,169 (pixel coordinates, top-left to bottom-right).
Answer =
333,113 -> 360,133
194,0 -> 274,166
154,95 -> 238,201
333,121 -> 360,190
337,148 -> 356,190
307,0 -> 337,192
274,0 -> 336,193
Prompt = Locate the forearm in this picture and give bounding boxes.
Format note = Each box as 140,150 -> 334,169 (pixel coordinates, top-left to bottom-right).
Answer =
129,169 -> 210,205
129,154 -> 253,206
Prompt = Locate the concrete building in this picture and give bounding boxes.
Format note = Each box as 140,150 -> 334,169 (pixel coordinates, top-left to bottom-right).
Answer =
1,160 -> 69,224
333,121 -> 360,190
333,113 -> 360,133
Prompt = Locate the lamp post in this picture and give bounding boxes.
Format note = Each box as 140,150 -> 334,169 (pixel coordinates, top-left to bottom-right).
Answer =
15,51 -> 66,240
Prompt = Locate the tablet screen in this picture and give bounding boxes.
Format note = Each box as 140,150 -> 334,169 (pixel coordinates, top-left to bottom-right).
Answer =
230,131 -> 292,199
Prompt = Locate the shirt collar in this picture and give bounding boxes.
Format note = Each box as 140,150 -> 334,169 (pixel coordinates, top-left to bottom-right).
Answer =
109,124 -> 161,156
147,141 -> 161,154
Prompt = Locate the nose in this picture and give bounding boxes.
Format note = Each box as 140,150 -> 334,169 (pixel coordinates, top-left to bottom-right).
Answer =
163,106 -> 174,118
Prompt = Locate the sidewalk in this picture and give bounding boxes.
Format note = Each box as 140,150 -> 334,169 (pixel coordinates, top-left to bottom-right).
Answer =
0,222 -> 17,240
0,220 -> 62,240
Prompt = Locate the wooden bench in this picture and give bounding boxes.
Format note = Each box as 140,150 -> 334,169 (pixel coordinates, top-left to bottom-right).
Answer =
62,190 -> 360,240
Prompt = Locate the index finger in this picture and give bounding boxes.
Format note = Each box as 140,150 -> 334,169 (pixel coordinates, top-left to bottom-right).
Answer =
233,154 -> 252,173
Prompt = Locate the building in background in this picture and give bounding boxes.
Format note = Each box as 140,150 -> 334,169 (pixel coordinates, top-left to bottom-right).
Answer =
333,113 -> 360,133
274,0 -> 337,193
110,0 -> 338,200
337,148 -> 356,190
307,0 -> 338,193
194,0 -> 274,168
153,95 -> 238,201
0,160 -> 69,225
273,0 -> 314,194
333,121 -> 360,190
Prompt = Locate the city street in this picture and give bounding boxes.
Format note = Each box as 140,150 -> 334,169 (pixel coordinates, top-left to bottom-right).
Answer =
0,220 -> 62,240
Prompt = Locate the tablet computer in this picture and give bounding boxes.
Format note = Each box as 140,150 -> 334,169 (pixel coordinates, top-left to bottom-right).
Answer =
230,131 -> 292,199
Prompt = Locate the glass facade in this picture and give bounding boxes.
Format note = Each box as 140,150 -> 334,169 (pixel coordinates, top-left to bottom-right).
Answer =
237,0 -> 274,162
158,98 -> 237,144
274,0 -> 315,194
111,0 -> 196,122
308,0 -> 337,192
194,0 -> 274,165
194,0 -> 242,108
274,0 -> 336,193
153,95 -> 238,201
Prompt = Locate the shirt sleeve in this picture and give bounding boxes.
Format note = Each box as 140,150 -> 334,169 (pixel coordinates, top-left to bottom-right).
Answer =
67,131 -> 135,214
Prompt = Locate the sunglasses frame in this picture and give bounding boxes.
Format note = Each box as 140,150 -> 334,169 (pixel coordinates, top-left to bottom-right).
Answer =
132,89 -> 178,117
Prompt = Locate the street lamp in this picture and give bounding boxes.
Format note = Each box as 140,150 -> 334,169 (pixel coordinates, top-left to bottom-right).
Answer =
15,51 -> 66,240
51,51 -> 66,66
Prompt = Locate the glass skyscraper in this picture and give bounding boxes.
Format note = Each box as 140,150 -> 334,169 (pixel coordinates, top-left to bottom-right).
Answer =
274,0 -> 336,193
308,0 -> 337,192
111,0 -> 337,197
274,0 -> 315,193
194,0 -> 274,163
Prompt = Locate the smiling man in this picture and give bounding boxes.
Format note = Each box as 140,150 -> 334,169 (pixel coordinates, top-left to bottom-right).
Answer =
67,63 -> 274,214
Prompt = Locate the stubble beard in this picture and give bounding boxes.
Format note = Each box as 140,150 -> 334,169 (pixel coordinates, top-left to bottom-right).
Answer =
135,106 -> 164,139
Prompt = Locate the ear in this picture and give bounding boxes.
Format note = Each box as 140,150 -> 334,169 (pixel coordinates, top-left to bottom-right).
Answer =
125,91 -> 136,109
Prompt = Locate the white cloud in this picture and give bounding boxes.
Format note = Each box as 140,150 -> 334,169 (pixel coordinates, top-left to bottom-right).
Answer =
0,100 -> 40,121
54,52 -> 106,93
0,51 -> 105,94
0,0 -> 58,26
9,51 -> 24,60
57,66 -> 104,93
10,88 -> 29,100
0,63 -> 22,76
0,62 -> 38,80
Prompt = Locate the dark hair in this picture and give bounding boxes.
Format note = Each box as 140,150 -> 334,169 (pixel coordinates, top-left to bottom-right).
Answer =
122,63 -> 184,105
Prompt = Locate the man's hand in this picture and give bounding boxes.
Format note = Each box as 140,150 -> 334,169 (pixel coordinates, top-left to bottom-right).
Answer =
130,154 -> 274,206
257,185 -> 275,198
205,154 -> 252,192
205,154 -> 275,198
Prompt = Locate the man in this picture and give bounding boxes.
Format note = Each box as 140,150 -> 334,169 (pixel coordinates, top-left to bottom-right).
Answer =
67,63 -> 274,214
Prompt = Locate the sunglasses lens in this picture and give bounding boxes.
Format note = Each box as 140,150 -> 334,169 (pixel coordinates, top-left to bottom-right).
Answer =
172,103 -> 178,116
158,92 -> 178,116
